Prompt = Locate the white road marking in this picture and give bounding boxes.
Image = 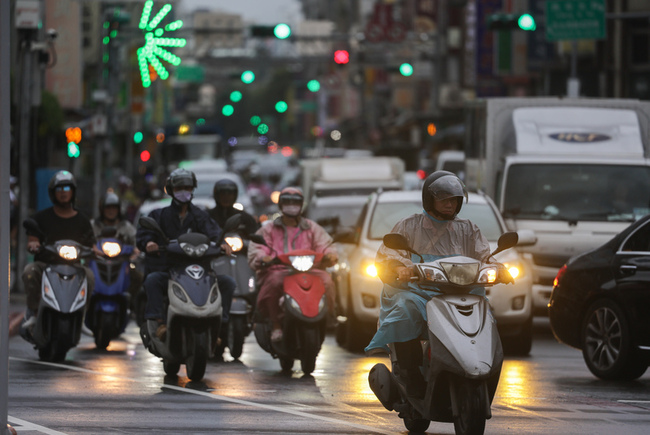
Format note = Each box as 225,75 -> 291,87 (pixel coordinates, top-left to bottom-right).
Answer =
7,416 -> 68,435
10,357 -> 395,435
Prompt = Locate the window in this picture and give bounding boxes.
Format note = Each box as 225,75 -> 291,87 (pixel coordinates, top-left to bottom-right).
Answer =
622,221 -> 650,252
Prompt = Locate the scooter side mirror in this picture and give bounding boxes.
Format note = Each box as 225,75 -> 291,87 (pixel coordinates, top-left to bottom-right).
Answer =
223,214 -> 243,233
383,233 -> 424,263
492,231 -> 519,256
248,234 -> 266,246
138,216 -> 169,244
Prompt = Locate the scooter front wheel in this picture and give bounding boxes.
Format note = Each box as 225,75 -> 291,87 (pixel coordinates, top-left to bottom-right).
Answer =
186,331 -> 208,381
403,417 -> 429,433
163,360 -> 181,376
228,316 -> 247,360
452,379 -> 487,435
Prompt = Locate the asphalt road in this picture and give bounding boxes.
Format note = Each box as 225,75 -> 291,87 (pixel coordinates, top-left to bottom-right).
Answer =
5,292 -> 650,435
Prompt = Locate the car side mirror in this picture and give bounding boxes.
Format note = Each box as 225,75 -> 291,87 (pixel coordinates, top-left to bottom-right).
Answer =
333,227 -> 356,244
516,229 -> 537,247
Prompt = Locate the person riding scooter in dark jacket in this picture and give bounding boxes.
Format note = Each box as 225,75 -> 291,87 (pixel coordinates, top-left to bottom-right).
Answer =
136,168 -> 235,340
209,178 -> 259,236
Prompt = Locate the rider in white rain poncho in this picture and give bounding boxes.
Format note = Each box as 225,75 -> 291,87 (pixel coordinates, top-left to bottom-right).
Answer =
364,171 -> 491,398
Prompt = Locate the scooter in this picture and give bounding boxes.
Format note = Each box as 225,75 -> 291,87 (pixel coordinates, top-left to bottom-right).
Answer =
138,215 -> 241,382
211,233 -> 256,360
20,218 -> 92,362
368,232 -> 519,435
253,248 -> 328,375
85,227 -> 134,350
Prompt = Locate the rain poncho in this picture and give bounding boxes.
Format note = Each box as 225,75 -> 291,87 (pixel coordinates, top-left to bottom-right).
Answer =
364,210 -> 491,354
248,216 -> 337,318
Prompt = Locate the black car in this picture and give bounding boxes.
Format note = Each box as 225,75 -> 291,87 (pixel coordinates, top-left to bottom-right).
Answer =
549,214 -> 650,380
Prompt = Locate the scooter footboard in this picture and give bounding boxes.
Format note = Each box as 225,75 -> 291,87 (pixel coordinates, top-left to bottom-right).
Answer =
34,309 -> 84,349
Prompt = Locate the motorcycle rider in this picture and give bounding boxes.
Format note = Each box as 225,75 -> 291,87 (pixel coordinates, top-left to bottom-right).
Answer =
136,168 -> 236,340
21,170 -> 96,332
209,178 -> 259,235
247,187 -> 337,342
364,171 -> 492,398
91,191 -> 143,299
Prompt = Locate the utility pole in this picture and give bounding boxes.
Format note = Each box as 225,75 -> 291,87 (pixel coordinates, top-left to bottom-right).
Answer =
1,0 -> 11,433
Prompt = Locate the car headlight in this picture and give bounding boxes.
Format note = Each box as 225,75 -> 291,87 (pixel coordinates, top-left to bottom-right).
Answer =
289,255 -> 315,271
502,261 -> 522,279
225,235 -> 243,252
361,258 -> 378,278
101,241 -> 121,257
180,242 -> 209,257
58,245 -> 78,260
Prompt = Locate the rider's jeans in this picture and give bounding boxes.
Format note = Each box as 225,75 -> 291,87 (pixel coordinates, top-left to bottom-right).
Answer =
143,271 -> 235,322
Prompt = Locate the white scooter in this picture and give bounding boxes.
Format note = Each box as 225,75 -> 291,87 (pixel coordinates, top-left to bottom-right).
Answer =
368,231 -> 518,435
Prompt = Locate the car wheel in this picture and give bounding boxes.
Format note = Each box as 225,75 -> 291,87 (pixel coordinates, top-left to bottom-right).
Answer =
581,299 -> 648,380
344,290 -> 367,352
502,314 -> 533,356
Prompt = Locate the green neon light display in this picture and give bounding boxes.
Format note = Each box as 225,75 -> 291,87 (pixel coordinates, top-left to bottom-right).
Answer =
137,0 -> 186,88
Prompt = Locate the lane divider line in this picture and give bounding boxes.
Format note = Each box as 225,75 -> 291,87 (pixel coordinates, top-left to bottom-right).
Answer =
9,357 -> 395,435
7,416 -> 68,435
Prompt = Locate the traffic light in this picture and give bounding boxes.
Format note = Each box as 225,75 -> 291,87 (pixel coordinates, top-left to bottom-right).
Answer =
307,79 -> 320,92
487,13 -> 536,31
241,70 -> 255,84
275,101 -> 288,113
251,24 -> 292,39
140,150 -> 151,162
230,91 -> 243,102
334,50 -> 350,65
133,131 -> 143,144
65,127 -> 82,158
399,63 -> 414,77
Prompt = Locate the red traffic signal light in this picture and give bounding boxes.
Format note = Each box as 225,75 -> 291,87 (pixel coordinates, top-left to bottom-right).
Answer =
140,150 -> 151,162
334,50 -> 349,65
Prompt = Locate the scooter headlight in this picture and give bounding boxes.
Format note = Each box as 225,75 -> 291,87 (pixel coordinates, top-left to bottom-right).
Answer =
58,245 -> 78,260
101,241 -> 121,257
419,265 -> 447,283
180,242 -> 209,257
225,235 -> 243,252
478,266 -> 498,284
440,262 -> 479,285
289,255 -> 315,272
362,258 -> 378,277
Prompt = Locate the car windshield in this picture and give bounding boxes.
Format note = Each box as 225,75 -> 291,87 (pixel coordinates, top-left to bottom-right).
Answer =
367,200 -> 502,241
308,201 -> 366,229
503,164 -> 650,222
194,174 -> 246,198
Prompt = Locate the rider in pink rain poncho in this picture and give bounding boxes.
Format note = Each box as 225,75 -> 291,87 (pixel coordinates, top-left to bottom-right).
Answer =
248,187 -> 338,342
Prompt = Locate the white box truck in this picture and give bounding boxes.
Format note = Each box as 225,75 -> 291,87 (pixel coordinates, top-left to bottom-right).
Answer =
464,97 -> 650,314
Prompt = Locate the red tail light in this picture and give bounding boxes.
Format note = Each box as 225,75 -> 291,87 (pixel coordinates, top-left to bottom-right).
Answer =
553,264 -> 567,288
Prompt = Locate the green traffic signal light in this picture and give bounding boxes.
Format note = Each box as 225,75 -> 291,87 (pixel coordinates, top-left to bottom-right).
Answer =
307,80 -> 320,92
230,91 -> 243,102
133,131 -> 143,144
250,116 -> 261,126
399,63 -> 414,77
273,23 -> 291,39
275,101 -> 288,113
518,14 -> 536,31
67,142 -> 80,158
222,105 -> 234,116
241,70 -> 255,84
257,123 -> 269,134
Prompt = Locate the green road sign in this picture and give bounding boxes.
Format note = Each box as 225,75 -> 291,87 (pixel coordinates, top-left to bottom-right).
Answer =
546,0 -> 605,41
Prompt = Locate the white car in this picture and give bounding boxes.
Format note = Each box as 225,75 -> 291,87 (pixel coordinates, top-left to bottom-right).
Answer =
333,190 -> 537,355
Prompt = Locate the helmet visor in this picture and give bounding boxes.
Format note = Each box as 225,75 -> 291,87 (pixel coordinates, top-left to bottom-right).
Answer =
280,194 -> 303,205
428,175 -> 468,202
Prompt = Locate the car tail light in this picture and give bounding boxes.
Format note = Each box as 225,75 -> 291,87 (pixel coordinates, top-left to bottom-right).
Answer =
553,264 -> 567,288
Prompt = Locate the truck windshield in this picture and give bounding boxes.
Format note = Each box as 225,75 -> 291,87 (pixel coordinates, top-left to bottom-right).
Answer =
503,164 -> 650,222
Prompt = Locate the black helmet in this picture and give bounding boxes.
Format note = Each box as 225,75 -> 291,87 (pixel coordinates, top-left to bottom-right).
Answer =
213,179 -> 238,202
99,191 -> 121,219
165,168 -> 197,193
422,171 -> 468,218
48,170 -> 77,205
